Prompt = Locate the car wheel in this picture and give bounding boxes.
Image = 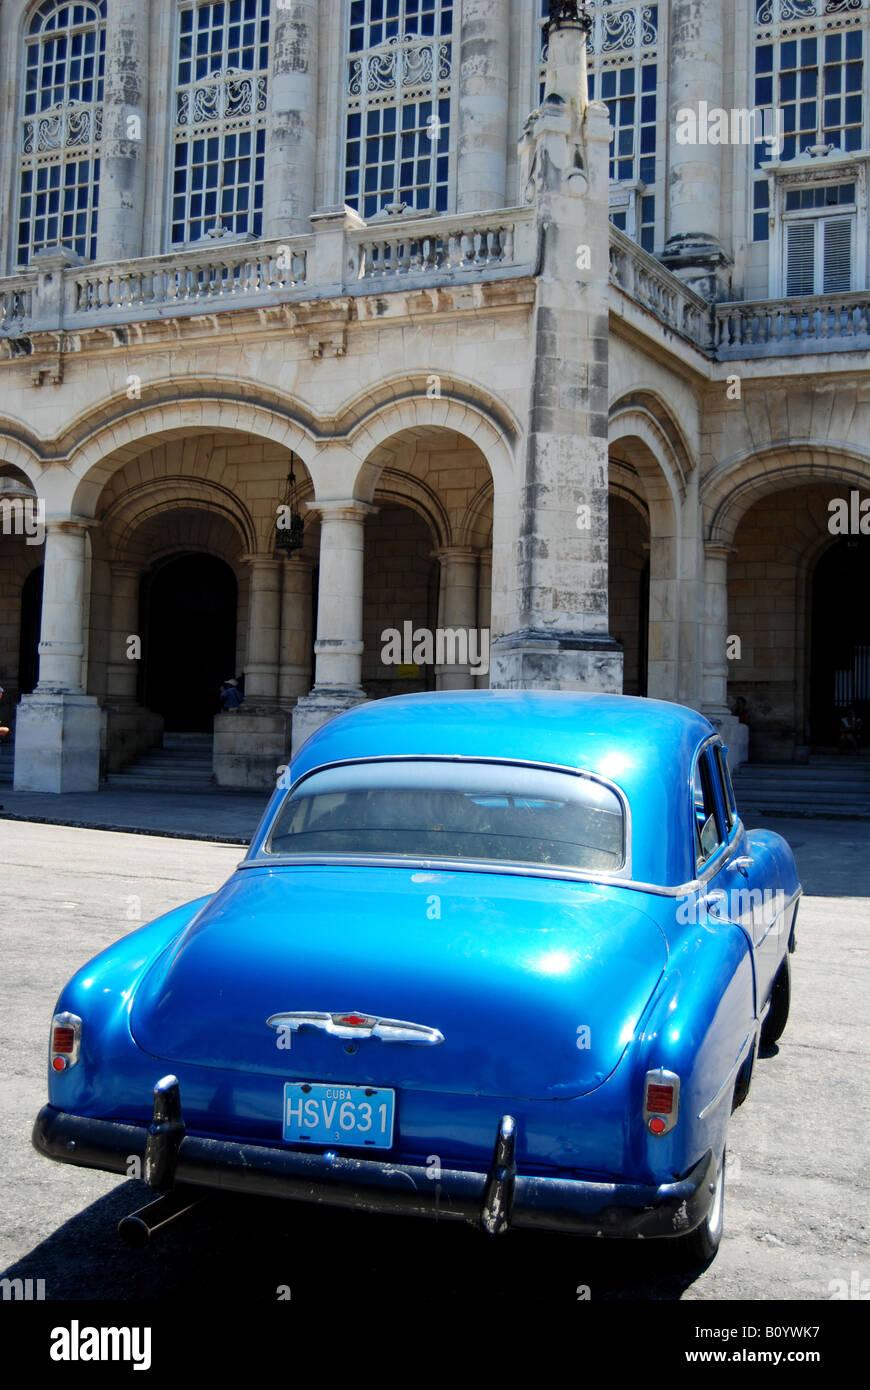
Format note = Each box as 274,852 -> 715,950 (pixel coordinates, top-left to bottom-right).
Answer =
760,954 -> 791,1047
675,1146 -> 726,1267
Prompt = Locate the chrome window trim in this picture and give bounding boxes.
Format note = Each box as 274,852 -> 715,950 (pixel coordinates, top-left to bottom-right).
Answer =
253,752 -> 633,878
690,735 -> 732,873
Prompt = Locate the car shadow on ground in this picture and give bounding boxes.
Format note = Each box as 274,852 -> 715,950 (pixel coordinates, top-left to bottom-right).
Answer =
1,1180 -> 707,1303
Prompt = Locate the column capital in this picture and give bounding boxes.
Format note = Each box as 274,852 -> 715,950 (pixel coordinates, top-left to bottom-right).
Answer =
304,499 -> 378,524
704,540 -> 737,562
241,552 -> 284,570
45,515 -> 98,536
433,545 -> 480,562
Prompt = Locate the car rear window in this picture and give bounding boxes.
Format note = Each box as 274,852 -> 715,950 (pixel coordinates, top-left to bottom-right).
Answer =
264,760 -> 625,873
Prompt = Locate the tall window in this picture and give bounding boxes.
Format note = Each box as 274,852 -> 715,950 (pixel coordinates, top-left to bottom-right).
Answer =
752,0 -> 869,243
537,1 -> 659,252
344,1 -> 454,219
18,1 -> 106,266
171,0 -> 270,245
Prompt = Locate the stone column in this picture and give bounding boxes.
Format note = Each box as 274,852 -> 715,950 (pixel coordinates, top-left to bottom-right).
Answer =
13,520 -> 101,792
262,2 -> 318,238
96,3 -> 150,262
279,555 -> 314,703
291,500 -> 376,754
243,556 -> 283,704
214,556 -> 288,789
456,0 -> 510,212
660,0 -> 731,297
702,542 -> 747,769
490,4 -> 623,692
434,547 -> 480,690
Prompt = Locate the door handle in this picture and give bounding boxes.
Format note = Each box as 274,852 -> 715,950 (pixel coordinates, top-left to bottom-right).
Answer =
727,856 -> 752,878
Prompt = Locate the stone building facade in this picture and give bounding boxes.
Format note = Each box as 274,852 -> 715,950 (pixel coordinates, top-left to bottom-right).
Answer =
0,0 -> 868,791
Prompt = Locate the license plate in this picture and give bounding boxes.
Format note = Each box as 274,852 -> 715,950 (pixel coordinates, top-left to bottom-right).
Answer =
282,1082 -> 395,1149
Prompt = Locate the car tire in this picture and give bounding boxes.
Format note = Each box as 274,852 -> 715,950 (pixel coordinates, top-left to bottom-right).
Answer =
760,954 -> 791,1047
675,1146 -> 726,1267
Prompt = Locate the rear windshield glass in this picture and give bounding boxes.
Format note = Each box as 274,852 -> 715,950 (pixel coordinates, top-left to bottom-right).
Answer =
264,761 -> 625,873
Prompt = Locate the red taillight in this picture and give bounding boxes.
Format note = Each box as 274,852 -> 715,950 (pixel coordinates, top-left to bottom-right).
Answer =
646,1083 -> 674,1114
643,1069 -> 680,1136
50,1012 -> 81,1071
52,1027 -> 75,1054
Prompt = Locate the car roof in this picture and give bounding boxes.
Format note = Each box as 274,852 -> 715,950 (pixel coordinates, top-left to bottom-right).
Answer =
260,691 -> 719,887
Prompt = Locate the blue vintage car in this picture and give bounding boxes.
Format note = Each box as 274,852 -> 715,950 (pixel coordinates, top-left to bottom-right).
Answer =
34,691 -> 800,1263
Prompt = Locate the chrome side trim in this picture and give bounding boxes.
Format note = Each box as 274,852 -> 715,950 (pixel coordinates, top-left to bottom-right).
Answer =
266,1011 -> 445,1045
697,1029 -> 756,1121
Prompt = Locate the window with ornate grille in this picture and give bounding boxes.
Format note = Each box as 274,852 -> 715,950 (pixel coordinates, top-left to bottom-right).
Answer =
344,0 -> 454,219
536,1 -> 660,252
17,1 -> 106,267
171,0 -> 270,245
752,0 -> 868,242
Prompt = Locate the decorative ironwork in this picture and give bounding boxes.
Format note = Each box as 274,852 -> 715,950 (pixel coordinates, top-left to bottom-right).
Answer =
176,70 -> 267,127
275,456 -> 305,556
348,36 -> 451,97
22,102 -> 101,154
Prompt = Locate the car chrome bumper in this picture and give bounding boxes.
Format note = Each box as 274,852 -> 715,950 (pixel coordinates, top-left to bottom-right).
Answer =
33,1080 -> 717,1240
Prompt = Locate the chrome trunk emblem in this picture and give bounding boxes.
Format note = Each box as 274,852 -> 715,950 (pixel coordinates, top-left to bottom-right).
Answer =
266,1011 -> 444,1045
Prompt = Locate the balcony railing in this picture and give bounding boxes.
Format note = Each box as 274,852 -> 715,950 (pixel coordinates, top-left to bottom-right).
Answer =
608,225 -> 713,350
715,290 -> 870,358
2,208 -> 869,365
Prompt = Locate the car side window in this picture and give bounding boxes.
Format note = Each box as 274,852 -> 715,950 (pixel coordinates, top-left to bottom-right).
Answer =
693,750 -> 724,865
713,744 -> 737,833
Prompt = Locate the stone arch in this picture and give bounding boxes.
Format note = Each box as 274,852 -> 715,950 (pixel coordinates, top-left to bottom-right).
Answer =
609,390 -> 693,500
372,467 -> 450,550
100,478 -> 257,562
0,436 -> 46,494
66,397 -> 319,518
609,398 -> 686,702
702,441 -> 870,546
456,478 -> 494,550
347,397 -> 515,504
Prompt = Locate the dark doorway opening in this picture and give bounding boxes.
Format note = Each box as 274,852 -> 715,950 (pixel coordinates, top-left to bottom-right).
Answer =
18,565 -> 43,696
810,536 -> 870,747
140,553 -> 238,733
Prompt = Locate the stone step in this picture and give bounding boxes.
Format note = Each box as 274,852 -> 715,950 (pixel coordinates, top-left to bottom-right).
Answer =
105,773 -> 215,790
131,757 -> 213,771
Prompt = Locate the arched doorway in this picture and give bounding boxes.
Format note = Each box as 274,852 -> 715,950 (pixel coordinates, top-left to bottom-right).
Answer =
140,554 -> 238,732
18,566 -> 43,696
810,536 -> 870,747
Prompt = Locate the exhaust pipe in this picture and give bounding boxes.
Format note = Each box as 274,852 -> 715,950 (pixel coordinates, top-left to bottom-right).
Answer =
118,1185 -> 207,1248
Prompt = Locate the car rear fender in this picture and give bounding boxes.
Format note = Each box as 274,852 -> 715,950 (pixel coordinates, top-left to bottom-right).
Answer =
626,909 -> 755,1181
48,895 -> 213,1111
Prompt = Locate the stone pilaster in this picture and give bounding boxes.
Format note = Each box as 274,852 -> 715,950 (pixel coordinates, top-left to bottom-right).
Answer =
660,0 -> 732,298
13,520 -> 101,792
96,3 -> 150,262
490,4 -> 622,692
702,542 -> 747,770
214,556 -> 288,788
435,547 -> 480,689
291,500 -> 376,755
262,1 -> 319,238
279,555 -> 314,702
456,0 -> 510,212
104,561 -> 161,773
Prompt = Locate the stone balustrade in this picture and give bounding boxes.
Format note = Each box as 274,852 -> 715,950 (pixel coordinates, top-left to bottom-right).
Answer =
3,210 -> 870,365
715,290 -> 870,358
609,225 -> 713,349
350,211 -> 531,282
